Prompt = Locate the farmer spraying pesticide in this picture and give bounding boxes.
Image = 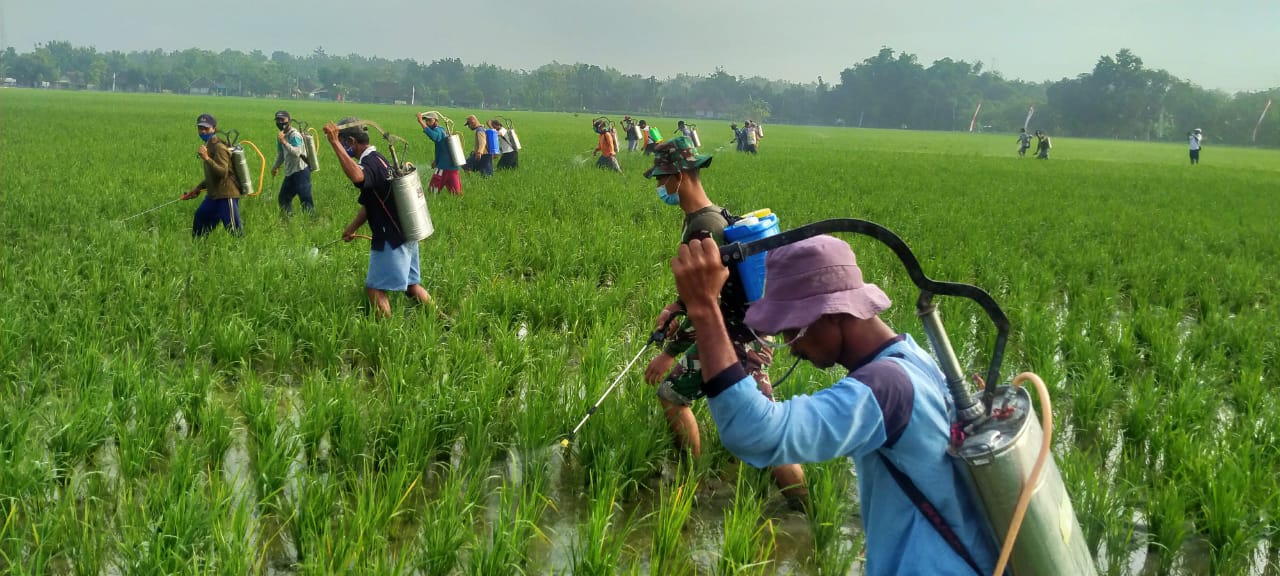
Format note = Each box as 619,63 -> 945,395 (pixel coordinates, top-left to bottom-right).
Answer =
181,113 -> 243,237
416,111 -> 464,195
271,110 -> 314,216
640,136 -> 807,508
322,117 -> 443,320
592,119 -> 622,172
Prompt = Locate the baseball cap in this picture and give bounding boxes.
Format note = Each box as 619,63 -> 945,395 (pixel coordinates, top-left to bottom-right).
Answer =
196,113 -> 217,128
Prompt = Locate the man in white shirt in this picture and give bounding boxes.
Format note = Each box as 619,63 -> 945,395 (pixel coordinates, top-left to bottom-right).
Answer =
1188,128 -> 1202,165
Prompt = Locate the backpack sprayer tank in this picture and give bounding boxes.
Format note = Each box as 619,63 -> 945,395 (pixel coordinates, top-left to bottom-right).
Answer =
230,144 -> 253,195
303,126 -> 321,172
501,116 -> 522,151
389,163 -> 433,242
720,218 -> 1097,576
687,123 -> 702,148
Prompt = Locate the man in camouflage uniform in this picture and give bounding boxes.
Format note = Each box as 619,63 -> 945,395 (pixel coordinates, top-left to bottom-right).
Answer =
641,137 -> 807,507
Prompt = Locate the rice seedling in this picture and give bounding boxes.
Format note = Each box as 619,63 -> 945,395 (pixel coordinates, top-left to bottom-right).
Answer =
571,469 -> 638,574
649,459 -> 699,576
806,459 -> 859,576
416,464 -> 481,576
719,463 -> 778,575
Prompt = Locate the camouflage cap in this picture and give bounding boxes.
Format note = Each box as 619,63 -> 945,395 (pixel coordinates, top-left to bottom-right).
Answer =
643,136 -> 713,179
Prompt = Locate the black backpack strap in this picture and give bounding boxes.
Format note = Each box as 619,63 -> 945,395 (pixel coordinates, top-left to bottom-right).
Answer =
877,451 -> 983,575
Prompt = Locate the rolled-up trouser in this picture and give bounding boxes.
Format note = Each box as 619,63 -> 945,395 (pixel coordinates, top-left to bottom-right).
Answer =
278,169 -> 313,215
596,155 -> 621,172
192,196 -> 241,237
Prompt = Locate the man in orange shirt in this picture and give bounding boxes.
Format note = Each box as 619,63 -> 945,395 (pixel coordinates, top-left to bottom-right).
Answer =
593,119 -> 622,172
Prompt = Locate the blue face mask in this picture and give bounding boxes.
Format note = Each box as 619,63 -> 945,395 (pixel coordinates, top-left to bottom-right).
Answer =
344,145 -> 356,158
657,185 -> 680,206
199,132 -> 214,143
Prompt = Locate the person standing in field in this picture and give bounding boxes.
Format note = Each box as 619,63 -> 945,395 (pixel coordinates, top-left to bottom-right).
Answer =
730,123 -> 745,151
490,119 -> 519,170
640,120 -> 662,155
623,116 -> 641,152
416,111 -> 463,196
1016,127 -> 1032,158
1188,128 -> 1203,165
1034,130 -> 1051,160
641,136 -> 808,508
181,113 -> 242,237
592,119 -> 622,172
668,234 -> 1000,576
323,117 -> 440,319
462,114 -> 494,178
270,110 -> 314,216
741,120 -> 759,155
676,120 -> 693,139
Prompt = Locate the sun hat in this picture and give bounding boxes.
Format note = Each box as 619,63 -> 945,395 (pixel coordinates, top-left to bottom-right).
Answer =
422,111 -> 441,120
643,136 -> 713,179
744,235 -> 891,335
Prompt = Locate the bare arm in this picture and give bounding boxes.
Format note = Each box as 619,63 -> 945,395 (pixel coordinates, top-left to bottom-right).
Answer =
323,122 -> 365,185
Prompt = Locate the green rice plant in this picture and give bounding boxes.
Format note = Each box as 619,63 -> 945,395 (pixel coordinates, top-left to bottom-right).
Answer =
806,459 -> 859,576
237,373 -> 278,447
649,459 -> 699,576
199,401 -> 235,470
571,469 -> 638,575
719,463 -> 777,575
1145,471 -> 1190,575
175,368 -> 211,437
416,464 -> 480,576
467,475 -> 548,576
289,471 -> 340,569
1192,442 -> 1269,575
46,392 -> 112,483
114,377 -> 177,480
254,423 -> 301,518
209,470 -> 258,575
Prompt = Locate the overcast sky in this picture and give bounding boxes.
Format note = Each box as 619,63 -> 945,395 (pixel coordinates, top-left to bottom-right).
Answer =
3,0 -> 1277,93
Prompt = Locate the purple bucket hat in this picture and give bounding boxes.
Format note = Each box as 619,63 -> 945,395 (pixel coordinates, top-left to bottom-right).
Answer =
744,235 -> 891,335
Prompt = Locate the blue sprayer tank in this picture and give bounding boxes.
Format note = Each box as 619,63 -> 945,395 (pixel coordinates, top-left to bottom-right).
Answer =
722,210 -> 779,303
485,128 -> 500,155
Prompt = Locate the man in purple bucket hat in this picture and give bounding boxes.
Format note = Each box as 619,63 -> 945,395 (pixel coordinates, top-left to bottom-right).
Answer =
670,234 -> 999,576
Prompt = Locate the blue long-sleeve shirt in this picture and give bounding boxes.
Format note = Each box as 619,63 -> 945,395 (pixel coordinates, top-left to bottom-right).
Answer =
706,334 -> 998,576
421,125 -> 459,170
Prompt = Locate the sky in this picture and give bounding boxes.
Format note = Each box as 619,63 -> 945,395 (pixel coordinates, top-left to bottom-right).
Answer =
3,0 -> 1278,93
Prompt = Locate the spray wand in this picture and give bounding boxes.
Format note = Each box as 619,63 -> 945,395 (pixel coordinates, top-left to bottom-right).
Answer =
560,311 -> 684,448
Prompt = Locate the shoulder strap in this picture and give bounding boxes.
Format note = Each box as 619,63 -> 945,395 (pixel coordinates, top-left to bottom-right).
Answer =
875,410 -> 983,576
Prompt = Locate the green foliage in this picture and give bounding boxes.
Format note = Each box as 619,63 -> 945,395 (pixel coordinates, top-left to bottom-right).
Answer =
1,89 -> 1278,574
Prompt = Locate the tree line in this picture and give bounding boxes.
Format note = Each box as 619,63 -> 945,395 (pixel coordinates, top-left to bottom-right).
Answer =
3,42 -> 1277,147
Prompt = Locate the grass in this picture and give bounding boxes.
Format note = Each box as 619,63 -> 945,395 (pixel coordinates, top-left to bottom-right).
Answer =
1,87 -> 1278,573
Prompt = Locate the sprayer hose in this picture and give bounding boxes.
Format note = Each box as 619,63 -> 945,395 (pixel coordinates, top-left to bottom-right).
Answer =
239,140 -> 267,197
991,372 -> 1052,576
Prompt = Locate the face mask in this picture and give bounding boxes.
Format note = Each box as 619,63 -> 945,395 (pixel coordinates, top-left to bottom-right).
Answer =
344,145 -> 356,158
276,122 -> 289,131
199,132 -> 214,143
656,185 -> 680,206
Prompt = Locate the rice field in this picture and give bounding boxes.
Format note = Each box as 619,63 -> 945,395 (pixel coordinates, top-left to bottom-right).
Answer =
1,89 -> 1278,575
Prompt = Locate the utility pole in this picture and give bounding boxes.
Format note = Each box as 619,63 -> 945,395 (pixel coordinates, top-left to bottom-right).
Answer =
111,72 -> 116,92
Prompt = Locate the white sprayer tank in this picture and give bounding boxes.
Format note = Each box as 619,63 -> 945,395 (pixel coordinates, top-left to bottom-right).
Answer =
391,166 -> 433,242
303,132 -> 320,172
447,133 -> 467,167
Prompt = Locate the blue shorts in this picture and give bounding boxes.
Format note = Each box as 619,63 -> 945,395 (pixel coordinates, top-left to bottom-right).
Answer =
365,241 -> 421,291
